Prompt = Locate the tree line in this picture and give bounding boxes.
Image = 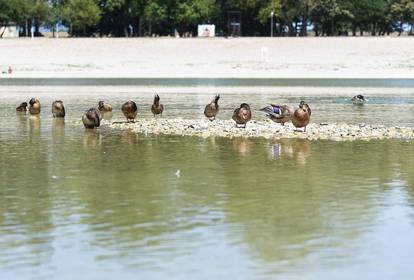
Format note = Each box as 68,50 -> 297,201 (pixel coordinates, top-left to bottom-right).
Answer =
0,0 -> 413,37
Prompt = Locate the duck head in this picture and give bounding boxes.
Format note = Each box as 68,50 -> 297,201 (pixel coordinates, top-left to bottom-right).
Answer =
240,103 -> 250,110
214,94 -> 220,103
29,98 -> 38,106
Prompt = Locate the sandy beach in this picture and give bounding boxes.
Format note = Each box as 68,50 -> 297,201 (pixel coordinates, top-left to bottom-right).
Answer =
1,37 -> 414,78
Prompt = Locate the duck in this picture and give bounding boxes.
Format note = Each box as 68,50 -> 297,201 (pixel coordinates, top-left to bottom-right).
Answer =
16,102 -> 28,112
352,95 -> 366,104
82,108 -> 101,129
52,100 -> 65,118
260,104 -> 294,125
232,103 -> 252,128
151,94 -> 164,117
29,98 -> 41,115
121,100 -> 138,122
292,101 -> 311,132
98,100 -> 113,112
204,94 -> 220,121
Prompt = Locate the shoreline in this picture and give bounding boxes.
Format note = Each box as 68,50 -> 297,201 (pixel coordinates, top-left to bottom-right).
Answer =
108,119 -> 414,141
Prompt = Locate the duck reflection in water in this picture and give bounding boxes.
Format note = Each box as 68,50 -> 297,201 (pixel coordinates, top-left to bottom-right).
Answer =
121,130 -> 139,145
101,111 -> 113,121
233,137 -> 251,157
269,139 -> 310,165
83,129 -> 101,148
52,118 -> 65,143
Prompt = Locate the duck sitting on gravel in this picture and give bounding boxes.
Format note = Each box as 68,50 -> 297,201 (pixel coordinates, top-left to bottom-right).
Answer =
121,100 -> 138,122
52,100 -> 65,118
204,94 -> 220,121
232,103 -> 252,128
260,104 -> 294,126
352,95 -> 366,104
16,102 -> 28,112
29,98 -> 41,115
151,94 -> 164,117
82,108 -> 101,129
98,101 -> 113,112
292,101 -> 311,132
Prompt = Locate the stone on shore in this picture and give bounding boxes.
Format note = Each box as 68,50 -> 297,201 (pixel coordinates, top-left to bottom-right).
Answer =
108,119 -> 414,141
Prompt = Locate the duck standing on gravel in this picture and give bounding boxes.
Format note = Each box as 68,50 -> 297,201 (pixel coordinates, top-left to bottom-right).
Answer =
29,98 -> 41,115
204,94 -> 220,121
292,101 -> 311,132
121,100 -> 138,122
98,101 -> 113,112
16,102 -> 28,112
151,94 -> 164,117
352,95 -> 366,104
52,100 -> 65,118
260,104 -> 294,126
232,103 -> 252,128
82,108 -> 101,129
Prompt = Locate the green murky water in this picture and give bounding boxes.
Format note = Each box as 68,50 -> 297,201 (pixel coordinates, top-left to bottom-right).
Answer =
1,87 -> 414,279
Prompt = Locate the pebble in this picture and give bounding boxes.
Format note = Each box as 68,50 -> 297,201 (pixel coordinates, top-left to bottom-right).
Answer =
108,119 -> 414,141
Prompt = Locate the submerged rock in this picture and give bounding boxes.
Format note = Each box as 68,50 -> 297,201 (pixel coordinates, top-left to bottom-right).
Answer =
108,119 -> 414,141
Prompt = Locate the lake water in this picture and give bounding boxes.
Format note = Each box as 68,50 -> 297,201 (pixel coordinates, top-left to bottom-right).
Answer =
1,84 -> 414,279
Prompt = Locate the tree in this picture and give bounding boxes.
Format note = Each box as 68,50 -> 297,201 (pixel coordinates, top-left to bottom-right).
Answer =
0,0 -> 28,37
173,0 -> 218,35
61,0 -> 101,36
143,0 -> 167,35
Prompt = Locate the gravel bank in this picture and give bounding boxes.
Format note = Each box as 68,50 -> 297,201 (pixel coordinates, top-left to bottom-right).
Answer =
108,119 -> 414,141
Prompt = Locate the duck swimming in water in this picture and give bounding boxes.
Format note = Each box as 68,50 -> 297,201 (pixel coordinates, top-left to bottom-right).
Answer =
352,95 -> 366,104
16,102 -> 28,112
204,94 -> 220,121
98,101 -> 113,112
232,103 -> 252,128
260,104 -> 294,126
121,100 -> 138,122
29,98 -> 41,115
52,100 -> 65,118
292,101 -> 311,132
82,108 -> 101,129
151,94 -> 164,117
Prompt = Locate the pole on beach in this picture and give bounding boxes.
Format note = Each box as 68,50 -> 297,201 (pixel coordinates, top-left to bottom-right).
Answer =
270,11 -> 274,37
30,17 -> 34,40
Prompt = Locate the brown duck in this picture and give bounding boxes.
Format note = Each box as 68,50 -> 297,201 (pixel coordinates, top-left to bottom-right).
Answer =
260,104 -> 294,125
16,102 -> 28,112
52,100 -> 65,118
29,98 -> 41,115
232,103 -> 252,128
292,101 -> 311,132
121,100 -> 138,122
204,94 -> 220,121
151,94 -> 164,117
82,108 -> 101,129
98,101 -> 113,112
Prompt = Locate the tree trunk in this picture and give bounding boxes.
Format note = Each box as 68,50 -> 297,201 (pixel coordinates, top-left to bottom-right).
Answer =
371,22 -> 376,36
138,18 -> 142,37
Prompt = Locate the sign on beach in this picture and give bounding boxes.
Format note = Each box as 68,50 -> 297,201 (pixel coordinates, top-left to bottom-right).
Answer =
198,25 -> 215,37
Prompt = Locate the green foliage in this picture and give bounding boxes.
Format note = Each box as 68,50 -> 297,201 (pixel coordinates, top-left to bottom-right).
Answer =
61,0 -> 101,35
1,0 -> 414,37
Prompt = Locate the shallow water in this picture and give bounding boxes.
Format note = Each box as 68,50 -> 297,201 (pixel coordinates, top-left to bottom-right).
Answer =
1,87 -> 414,279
